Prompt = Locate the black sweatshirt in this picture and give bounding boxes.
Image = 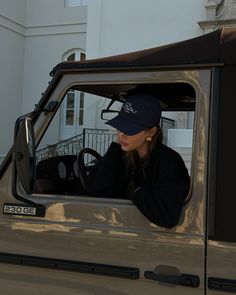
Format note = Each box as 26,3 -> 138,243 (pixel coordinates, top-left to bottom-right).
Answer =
86,142 -> 190,228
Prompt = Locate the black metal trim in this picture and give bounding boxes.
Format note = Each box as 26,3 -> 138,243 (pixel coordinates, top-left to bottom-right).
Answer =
209,277 -> 236,293
144,271 -> 200,287
51,62 -> 224,77
207,67 -> 220,240
0,252 -> 140,279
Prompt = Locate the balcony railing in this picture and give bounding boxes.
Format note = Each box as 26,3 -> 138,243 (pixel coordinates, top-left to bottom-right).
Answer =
36,133 -> 84,163
36,128 -> 116,163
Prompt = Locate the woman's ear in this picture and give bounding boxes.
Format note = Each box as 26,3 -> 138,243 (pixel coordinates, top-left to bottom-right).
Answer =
147,126 -> 158,137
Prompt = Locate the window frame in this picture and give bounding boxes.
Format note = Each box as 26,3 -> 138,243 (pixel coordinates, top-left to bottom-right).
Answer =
31,69 -> 211,233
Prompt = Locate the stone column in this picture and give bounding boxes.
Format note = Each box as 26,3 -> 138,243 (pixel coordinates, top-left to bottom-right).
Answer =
205,0 -> 222,20
198,0 -> 236,32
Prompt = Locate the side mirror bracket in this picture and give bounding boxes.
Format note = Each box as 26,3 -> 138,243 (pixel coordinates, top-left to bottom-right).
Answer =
101,97 -> 119,120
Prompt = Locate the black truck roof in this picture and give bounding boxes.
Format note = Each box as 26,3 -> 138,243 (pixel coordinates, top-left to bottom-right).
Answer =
51,27 -> 236,76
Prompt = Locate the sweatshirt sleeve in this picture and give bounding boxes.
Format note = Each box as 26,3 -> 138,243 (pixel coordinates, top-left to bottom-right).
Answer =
86,142 -> 128,198
132,150 -> 190,228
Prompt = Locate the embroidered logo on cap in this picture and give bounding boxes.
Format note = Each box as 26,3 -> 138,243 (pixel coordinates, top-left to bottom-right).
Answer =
122,102 -> 137,114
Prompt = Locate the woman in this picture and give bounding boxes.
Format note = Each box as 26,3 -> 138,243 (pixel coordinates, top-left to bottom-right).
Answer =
86,93 -> 190,228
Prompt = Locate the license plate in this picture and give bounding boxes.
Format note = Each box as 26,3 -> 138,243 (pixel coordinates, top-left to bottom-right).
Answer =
3,203 -> 37,216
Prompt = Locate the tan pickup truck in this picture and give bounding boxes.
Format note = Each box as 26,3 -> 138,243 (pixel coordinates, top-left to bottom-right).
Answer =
0,27 -> 235,294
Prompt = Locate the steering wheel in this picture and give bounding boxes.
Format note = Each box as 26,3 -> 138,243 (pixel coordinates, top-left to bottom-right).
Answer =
77,148 -> 102,190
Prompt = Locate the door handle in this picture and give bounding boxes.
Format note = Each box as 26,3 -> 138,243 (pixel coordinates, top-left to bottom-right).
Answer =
209,277 -> 236,292
144,271 -> 200,287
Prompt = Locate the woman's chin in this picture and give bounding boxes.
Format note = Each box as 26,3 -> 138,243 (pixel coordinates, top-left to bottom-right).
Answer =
120,145 -> 131,152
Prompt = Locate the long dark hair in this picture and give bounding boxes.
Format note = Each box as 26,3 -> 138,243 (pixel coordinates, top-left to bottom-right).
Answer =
124,125 -> 163,177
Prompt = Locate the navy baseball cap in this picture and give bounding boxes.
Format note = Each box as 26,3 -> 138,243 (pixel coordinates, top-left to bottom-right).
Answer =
106,93 -> 161,135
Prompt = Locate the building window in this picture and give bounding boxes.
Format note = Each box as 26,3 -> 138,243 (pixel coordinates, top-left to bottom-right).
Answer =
66,51 -> 85,126
65,0 -> 89,7
61,50 -> 86,139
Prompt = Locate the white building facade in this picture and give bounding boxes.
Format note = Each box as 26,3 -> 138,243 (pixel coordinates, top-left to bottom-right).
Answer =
0,0 -> 87,161
0,0 -> 235,162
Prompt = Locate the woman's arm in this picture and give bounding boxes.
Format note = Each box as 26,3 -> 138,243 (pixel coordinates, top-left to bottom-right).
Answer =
132,149 -> 190,228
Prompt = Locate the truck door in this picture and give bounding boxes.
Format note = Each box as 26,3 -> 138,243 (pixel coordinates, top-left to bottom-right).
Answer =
0,69 -> 211,294
206,68 -> 236,294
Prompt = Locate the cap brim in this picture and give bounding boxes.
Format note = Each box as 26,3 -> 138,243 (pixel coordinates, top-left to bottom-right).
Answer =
105,115 -> 146,136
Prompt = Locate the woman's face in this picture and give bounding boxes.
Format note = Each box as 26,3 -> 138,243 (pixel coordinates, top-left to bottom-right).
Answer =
117,127 -> 157,158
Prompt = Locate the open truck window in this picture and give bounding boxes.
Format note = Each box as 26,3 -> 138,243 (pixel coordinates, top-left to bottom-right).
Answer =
34,82 -> 195,197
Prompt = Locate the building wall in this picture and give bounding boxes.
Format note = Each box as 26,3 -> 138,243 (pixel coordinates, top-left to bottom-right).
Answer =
86,0 -> 206,59
0,0 -> 87,161
22,0 -> 87,113
0,0 -> 26,159
0,0 -> 26,24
